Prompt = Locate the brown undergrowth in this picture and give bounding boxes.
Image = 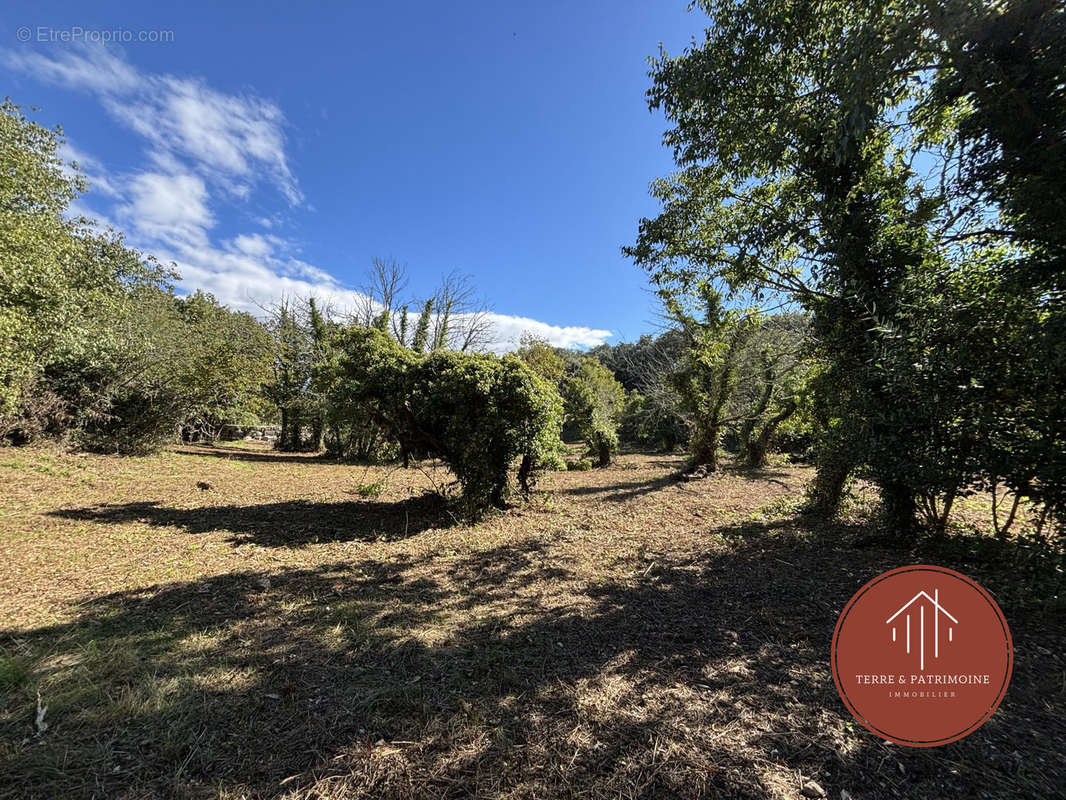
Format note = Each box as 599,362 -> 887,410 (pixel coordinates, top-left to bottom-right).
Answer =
1,444 -> 1062,799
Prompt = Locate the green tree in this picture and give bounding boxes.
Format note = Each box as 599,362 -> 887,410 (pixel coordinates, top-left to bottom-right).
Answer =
663,285 -> 754,472
411,298 -> 434,353
562,357 -> 626,467
264,299 -> 315,452
0,100 -> 94,417
331,326 -> 563,512
625,1 -> 1039,528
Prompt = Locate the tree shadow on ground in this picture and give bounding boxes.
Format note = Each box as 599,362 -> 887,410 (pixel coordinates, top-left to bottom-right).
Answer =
558,473 -> 680,502
50,493 -> 454,547
2,524 -> 1063,799
173,446 -> 335,465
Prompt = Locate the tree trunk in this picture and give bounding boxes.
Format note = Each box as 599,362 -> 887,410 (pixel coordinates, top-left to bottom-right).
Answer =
277,408 -> 290,451
740,357 -> 775,461
689,420 -> 719,471
745,400 -> 797,468
518,454 -> 534,494
881,480 -> 918,534
804,460 -> 850,517
596,440 -> 612,467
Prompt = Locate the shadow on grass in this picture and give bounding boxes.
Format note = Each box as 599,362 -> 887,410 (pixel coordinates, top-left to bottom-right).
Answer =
50,493 -> 453,547
558,473 -> 680,502
173,446 -> 335,465
2,524 -> 1063,799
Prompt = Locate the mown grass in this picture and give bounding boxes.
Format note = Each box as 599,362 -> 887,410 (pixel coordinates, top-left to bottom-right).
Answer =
0,443 -> 1063,799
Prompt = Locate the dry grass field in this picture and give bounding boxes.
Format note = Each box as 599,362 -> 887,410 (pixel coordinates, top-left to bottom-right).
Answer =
1,443 -> 1063,799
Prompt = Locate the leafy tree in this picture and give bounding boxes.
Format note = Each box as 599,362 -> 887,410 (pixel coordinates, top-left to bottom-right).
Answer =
596,331 -> 689,451
516,334 -> 567,384
0,100 -> 96,417
729,314 -> 810,468
411,298 -> 434,354
664,286 -> 755,471
625,0 -> 1066,532
264,299 -> 316,452
561,357 -> 625,467
330,326 -> 563,512
517,336 -> 623,467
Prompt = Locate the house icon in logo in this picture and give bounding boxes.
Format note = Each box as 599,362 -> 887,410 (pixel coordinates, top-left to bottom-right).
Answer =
885,589 -> 958,670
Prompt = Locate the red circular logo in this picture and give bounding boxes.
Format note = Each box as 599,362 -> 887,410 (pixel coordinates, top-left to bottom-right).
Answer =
831,565 -> 1012,747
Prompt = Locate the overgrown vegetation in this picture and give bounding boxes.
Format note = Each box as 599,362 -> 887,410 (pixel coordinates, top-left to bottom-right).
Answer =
625,0 -> 1066,536
1,3 -> 1065,795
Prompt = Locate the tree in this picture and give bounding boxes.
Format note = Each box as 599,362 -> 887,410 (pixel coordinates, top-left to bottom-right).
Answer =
0,100 -> 91,417
516,334 -> 566,384
517,336 -> 624,467
597,330 -> 689,451
330,326 -> 563,512
625,0 -> 1065,530
660,284 -> 757,471
562,357 -> 626,467
411,298 -> 434,354
264,299 -> 315,452
730,314 -> 810,468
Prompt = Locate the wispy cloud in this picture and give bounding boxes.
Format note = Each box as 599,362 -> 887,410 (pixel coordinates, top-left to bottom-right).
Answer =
2,43 -> 612,351
3,43 -> 301,204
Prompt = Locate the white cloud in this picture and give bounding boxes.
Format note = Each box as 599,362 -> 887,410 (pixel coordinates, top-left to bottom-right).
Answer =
1,44 -> 141,95
482,313 -> 611,352
3,43 -> 301,205
4,43 -> 612,351
122,172 -> 213,247
229,233 -> 274,258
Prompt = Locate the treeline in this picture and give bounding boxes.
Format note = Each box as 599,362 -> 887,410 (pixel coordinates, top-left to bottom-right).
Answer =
625,0 -> 1065,535
0,89 -> 811,513
0,93 -> 836,515
4,96 -> 811,514
0,101 -> 272,453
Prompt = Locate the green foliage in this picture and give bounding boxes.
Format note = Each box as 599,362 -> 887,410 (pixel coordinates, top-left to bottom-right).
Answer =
331,327 -> 564,512
0,102 -> 273,453
0,100 -> 92,416
560,357 -> 625,467
628,0 -> 1066,532
70,287 -> 272,454
727,313 -> 811,467
518,336 -> 624,467
0,650 -> 28,692
928,0 -> 1066,289
355,481 -> 385,498
411,298 -> 434,354
618,391 -> 686,452
663,285 -> 754,471
566,457 -> 593,472
516,334 -> 567,384
263,299 -> 321,452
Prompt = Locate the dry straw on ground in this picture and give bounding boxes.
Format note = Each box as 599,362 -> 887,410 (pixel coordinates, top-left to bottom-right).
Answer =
1,443 -> 1063,799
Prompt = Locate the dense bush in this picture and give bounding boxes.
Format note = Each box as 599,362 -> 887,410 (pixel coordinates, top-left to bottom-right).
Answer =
516,337 -> 624,467
330,327 -> 563,511
561,357 -> 625,466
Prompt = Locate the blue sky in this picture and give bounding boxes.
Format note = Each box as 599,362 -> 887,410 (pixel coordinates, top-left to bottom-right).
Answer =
2,2 -> 706,349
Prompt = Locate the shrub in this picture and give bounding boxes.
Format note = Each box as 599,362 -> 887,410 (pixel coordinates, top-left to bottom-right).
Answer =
331,327 -> 564,512
566,457 -> 593,472
562,358 -> 625,467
